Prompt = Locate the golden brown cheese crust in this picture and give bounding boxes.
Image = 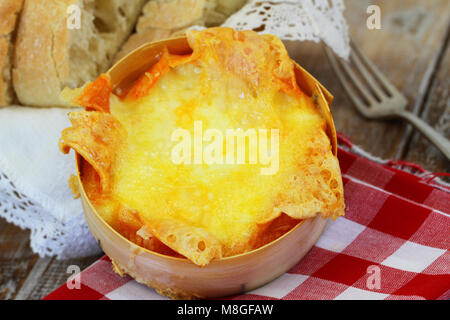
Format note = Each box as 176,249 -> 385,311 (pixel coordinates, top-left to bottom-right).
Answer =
61,28 -> 345,267
187,28 -> 299,96
274,132 -> 344,220
142,218 -> 223,267
59,111 -> 125,193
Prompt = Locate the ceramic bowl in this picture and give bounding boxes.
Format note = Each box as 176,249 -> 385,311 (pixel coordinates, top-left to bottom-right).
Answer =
76,36 -> 336,299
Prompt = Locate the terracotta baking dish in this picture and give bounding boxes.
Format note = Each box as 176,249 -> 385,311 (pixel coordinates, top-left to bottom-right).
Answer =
75,36 -> 337,299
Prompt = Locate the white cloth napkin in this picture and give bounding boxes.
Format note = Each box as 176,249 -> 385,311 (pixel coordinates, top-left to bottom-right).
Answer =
0,0 -> 349,259
0,107 -> 100,259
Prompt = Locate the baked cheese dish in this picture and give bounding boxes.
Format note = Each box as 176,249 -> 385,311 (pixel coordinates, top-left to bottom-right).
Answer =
59,28 -> 345,267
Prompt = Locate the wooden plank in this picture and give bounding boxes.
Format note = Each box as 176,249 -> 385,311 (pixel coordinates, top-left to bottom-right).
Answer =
404,38 -> 450,174
396,24 -> 450,160
0,217 -> 37,300
14,255 -> 100,300
0,217 -> 101,300
13,257 -> 53,300
286,0 -> 450,164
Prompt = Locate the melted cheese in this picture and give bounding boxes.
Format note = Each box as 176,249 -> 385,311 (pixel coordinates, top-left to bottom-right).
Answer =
61,28 -> 345,263
110,61 -> 327,255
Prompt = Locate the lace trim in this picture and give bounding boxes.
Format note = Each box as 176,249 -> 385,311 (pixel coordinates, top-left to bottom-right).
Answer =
0,171 -> 100,259
223,0 -> 350,59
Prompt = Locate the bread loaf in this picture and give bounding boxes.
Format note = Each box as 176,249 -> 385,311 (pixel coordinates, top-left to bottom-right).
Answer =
203,0 -> 249,26
0,0 -> 24,106
114,0 -> 248,63
13,0 -> 148,108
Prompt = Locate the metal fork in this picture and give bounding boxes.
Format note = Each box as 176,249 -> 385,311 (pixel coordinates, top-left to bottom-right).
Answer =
325,41 -> 450,161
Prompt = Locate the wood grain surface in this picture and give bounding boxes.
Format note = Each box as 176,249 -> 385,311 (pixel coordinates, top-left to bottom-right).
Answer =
404,37 -> 450,173
0,0 -> 449,300
288,0 -> 450,161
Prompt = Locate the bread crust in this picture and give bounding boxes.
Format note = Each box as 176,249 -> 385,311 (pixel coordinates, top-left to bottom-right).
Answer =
13,0 -> 72,107
13,0 -> 147,108
114,0 -> 206,63
0,0 -> 24,106
138,0 -> 206,32
114,0 -> 249,64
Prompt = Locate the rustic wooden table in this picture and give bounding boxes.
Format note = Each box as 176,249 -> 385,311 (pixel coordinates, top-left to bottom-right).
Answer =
1,0 -> 449,300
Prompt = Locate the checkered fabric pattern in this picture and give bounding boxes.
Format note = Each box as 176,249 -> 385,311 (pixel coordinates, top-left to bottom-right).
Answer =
44,135 -> 450,300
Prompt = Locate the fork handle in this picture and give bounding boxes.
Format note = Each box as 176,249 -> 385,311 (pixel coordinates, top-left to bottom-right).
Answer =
396,110 -> 450,161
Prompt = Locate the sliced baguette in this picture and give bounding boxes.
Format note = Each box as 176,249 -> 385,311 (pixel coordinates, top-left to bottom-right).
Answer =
137,0 -> 206,32
0,0 -> 24,106
114,0 -> 205,63
114,0 -> 248,63
13,0 -> 148,108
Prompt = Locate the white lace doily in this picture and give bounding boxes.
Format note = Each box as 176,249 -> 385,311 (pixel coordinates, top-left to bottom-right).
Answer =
0,107 -> 100,259
223,0 -> 350,59
0,0 -> 349,260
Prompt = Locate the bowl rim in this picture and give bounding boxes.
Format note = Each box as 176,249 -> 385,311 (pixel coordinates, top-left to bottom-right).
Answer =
76,31 -> 335,265
77,153 -> 310,264
110,34 -> 334,102
108,33 -> 337,157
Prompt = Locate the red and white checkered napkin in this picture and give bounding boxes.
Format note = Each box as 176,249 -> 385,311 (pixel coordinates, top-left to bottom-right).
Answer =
44,135 -> 450,300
